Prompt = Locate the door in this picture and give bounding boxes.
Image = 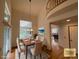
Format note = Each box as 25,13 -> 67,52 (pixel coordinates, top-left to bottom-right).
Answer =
69,26 -> 78,52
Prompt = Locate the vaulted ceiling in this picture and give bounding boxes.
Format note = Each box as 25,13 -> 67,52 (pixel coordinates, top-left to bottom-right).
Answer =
11,0 -> 47,19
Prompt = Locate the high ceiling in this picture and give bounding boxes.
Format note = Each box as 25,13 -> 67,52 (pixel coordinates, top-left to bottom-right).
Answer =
11,0 -> 47,19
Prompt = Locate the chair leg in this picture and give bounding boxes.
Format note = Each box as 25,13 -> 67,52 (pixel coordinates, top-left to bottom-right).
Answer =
40,54 -> 42,59
30,53 -> 32,59
34,55 -> 36,59
18,52 -> 20,59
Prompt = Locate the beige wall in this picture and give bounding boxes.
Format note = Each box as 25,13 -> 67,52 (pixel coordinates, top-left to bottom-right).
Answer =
58,22 -> 78,48
38,1 -> 51,49
6,0 -> 11,13
11,10 -> 38,47
0,0 -> 4,59
38,0 -> 78,49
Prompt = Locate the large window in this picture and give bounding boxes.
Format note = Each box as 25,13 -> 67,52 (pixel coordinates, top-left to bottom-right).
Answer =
20,20 -> 32,39
3,26 -> 11,57
3,1 -> 11,59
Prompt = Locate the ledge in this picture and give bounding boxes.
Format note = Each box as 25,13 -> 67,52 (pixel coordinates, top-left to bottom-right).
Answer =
46,0 -> 77,19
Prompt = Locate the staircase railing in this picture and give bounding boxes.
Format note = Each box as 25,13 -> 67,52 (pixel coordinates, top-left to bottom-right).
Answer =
46,0 -> 67,13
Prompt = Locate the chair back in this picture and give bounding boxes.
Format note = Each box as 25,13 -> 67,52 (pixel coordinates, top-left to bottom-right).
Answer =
16,37 -> 21,53
35,41 -> 42,55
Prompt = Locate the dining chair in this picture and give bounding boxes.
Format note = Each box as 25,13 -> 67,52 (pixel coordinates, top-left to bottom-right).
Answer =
30,41 -> 42,59
16,38 -> 25,59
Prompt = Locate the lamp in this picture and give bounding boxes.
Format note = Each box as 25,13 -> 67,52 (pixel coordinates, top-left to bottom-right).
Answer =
26,28 -> 33,32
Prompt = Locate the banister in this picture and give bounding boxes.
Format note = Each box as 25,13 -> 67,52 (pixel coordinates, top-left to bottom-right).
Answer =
46,0 -> 67,14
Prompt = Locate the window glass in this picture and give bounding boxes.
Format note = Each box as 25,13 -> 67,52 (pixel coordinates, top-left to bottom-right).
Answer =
20,20 -> 32,39
3,1 -> 11,59
4,1 -> 10,22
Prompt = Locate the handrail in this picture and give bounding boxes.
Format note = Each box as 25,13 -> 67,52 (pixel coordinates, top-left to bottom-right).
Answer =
46,0 -> 67,13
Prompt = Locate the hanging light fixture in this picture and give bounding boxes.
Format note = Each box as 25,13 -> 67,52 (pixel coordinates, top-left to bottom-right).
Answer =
29,0 -> 31,2
29,0 -> 31,19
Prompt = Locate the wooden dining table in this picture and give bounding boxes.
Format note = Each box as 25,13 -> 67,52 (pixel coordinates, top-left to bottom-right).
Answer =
23,39 -> 35,59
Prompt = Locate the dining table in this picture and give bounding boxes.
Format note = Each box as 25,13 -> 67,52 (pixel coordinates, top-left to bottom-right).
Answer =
23,39 -> 35,59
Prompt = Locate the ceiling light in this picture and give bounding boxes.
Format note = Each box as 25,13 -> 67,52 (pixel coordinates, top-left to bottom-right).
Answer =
66,19 -> 71,22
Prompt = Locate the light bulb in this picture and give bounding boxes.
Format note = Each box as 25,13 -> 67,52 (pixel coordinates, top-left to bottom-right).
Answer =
66,19 -> 71,22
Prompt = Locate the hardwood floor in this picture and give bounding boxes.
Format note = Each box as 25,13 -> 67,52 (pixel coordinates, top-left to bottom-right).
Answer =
43,45 -> 78,59
6,45 -> 77,59
6,50 -> 15,59
41,45 -> 67,59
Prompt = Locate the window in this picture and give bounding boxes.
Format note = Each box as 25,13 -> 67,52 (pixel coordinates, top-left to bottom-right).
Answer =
3,1 -> 11,59
20,20 -> 32,39
3,26 -> 11,56
4,1 -> 10,22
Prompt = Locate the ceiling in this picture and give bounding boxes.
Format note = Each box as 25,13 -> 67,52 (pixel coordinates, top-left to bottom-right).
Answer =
51,16 -> 78,25
11,0 -> 46,19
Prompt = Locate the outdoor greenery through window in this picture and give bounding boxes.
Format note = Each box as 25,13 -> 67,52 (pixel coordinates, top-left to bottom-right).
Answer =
20,20 -> 32,39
